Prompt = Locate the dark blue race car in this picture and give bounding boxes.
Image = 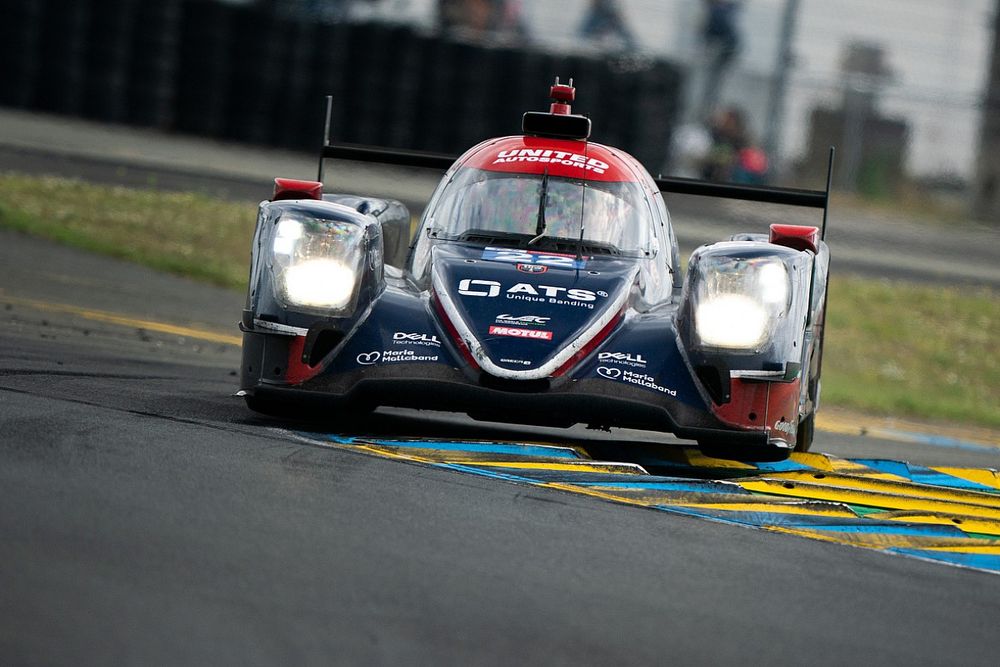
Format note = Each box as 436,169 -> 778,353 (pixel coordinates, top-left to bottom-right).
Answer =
239,80 -> 832,461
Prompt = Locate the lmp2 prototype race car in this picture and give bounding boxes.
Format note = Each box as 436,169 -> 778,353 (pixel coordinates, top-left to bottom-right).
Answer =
238,79 -> 832,461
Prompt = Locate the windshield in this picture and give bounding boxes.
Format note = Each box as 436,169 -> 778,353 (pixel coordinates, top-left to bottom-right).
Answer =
427,167 -> 655,256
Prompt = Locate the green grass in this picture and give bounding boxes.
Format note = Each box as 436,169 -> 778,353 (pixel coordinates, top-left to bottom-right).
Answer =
1,173 -> 997,429
0,173 -> 253,288
824,277 -> 997,429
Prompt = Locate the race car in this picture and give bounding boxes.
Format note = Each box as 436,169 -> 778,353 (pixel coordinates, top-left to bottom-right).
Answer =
239,79 -> 832,461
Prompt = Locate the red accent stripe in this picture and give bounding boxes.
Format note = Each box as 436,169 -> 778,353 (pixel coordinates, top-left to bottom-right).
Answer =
552,311 -> 623,377
709,378 -> 801,447
285,335 -> 324,385
431,292 -> 480,370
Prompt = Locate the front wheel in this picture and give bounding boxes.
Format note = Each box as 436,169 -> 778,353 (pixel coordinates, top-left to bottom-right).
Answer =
795,411 -> 815,452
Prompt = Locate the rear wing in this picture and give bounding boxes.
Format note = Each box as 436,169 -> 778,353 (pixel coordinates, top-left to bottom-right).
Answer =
317,97 -> 835,241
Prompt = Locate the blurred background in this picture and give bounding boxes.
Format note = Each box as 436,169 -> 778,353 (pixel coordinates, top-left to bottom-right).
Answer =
2,0 -> 998,220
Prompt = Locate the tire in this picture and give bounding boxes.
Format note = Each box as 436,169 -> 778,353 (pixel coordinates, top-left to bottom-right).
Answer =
795,411 -> 815,452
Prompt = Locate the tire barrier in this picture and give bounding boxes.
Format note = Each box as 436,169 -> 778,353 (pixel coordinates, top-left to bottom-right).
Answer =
0,0 -> 45,108
128,1 -> 183,128
0,0 -> 684,173
33,0 -> 90,115
174,0 -> 238,138
82,0 -> 140,123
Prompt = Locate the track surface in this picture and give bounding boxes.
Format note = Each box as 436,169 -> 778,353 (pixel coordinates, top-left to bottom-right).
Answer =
3,228 -> 1000,665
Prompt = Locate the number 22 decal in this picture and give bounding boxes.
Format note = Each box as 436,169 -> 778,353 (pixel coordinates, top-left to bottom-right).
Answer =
482,247 -> 587,269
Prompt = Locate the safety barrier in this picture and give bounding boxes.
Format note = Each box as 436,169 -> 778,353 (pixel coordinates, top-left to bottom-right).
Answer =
0,0 -> 685,168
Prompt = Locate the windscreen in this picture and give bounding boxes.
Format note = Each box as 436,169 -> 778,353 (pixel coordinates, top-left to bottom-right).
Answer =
427,167 -> 655,256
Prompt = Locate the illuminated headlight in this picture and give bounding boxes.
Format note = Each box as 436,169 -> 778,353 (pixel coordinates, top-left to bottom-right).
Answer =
693,257 -> 789,350
270,213 -> 365,313
282,259 -> 356,309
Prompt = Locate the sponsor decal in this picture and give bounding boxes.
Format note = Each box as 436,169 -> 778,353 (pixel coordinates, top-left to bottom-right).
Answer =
598,351 -> 647,368
392,332 -> 441,347
597,366 -> 677,396
517,263 -> 547,274
357,351 -> 380,365
457,279 -> 502,298
482,247 -> 586,270
357,349 -> 439,365
773,419 -> 796,435
495,313 -> 550,327
489,325 -> 554,341
458,279 -> 606,310
500,358 -> 532,367
492,150 -> 609,175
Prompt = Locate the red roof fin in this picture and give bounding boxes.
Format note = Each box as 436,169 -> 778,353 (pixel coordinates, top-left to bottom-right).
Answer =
273,178 -> 323,201
770,224 -> 819,253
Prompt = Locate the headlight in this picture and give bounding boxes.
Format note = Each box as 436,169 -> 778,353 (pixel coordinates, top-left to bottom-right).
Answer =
693,256 -> 789,350
269,213 -> 365,313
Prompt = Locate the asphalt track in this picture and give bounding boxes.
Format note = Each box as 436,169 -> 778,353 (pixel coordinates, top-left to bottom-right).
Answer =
3,227 -> 1000,664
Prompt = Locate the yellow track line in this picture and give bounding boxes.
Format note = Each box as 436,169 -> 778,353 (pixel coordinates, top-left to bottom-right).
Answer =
817,411 -> 1000,449
760,471 -> 1000,506
765,526 -> 999,550
1,293 -> 242,346
866,512 -> 1000,538
740,479 -> 1000,520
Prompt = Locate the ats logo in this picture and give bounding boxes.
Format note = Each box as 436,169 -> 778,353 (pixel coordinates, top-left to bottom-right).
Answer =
488,325 -> 554,341
457,279 -> 606,308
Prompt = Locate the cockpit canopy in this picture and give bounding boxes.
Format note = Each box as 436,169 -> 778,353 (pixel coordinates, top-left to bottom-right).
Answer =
425,167 -> 656,257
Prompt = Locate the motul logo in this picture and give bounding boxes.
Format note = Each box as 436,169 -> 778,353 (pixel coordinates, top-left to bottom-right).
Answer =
488,325 -> 554,341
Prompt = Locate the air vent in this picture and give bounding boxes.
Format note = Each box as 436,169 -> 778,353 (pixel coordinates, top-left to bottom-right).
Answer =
695,364 -> 730,405
305,329 -> 345,366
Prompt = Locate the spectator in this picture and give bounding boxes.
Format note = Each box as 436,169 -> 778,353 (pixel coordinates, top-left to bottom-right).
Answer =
699,0 -> 743,118
438,0 -> 528,44
578,0 -> 636,51
700,107 -> 768,184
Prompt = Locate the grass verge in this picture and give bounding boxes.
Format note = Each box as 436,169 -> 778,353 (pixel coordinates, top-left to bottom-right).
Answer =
1,173 -> 997,429
0,173 -> 252,288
